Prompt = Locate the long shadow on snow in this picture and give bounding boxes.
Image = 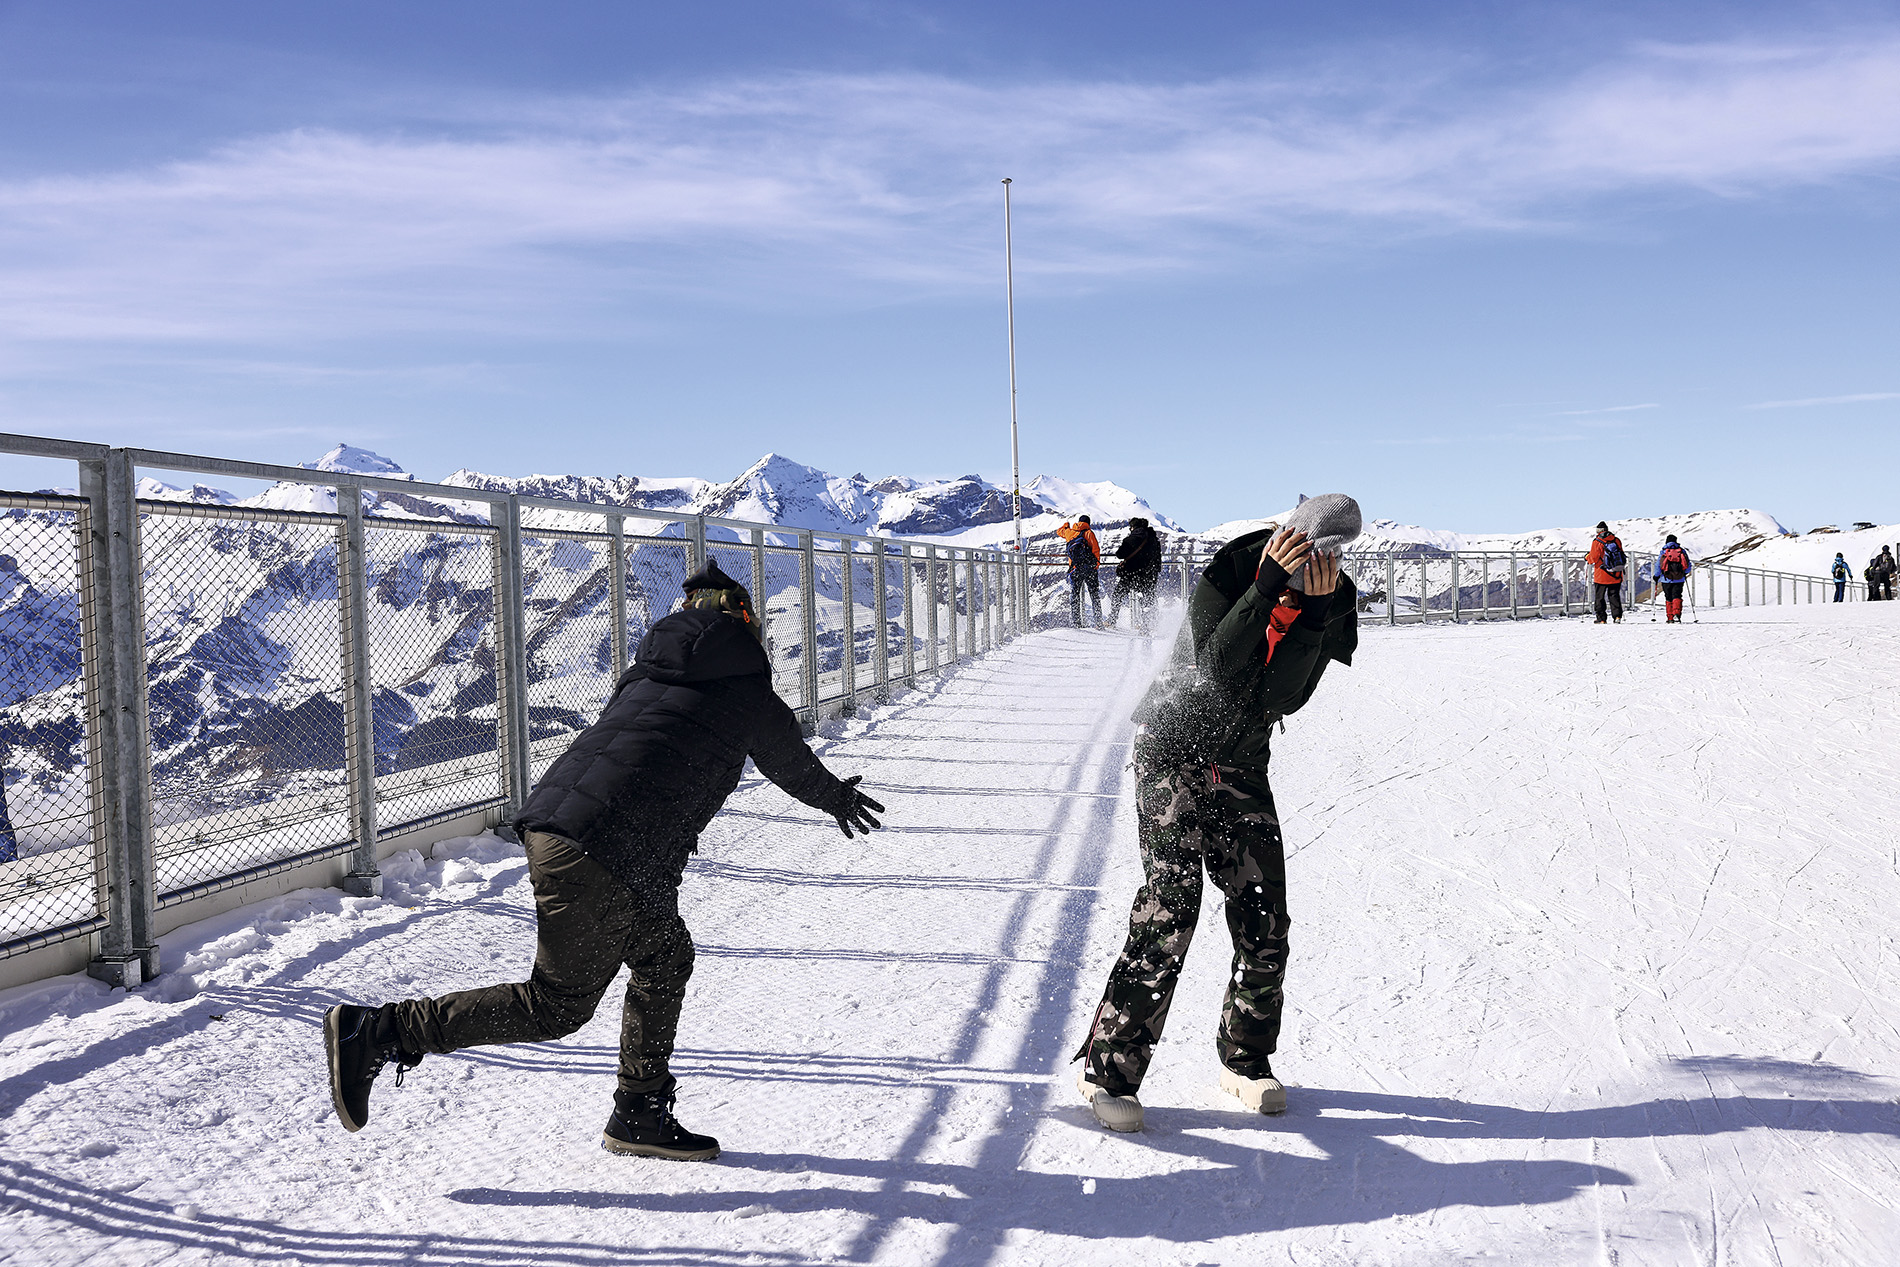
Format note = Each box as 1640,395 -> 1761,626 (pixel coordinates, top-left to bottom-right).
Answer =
445,1085 -> 1900,1241
0,1160 -> 820,1267
0,861 -> 533,1122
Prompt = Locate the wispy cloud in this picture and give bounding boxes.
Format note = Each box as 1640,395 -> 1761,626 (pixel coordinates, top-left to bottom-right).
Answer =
1551,403 -> 1661,416
3,33 -> 1900,345
1745,391 -> 1900,409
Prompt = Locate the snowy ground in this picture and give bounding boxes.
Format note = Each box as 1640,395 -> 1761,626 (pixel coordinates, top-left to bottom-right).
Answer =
3,604 -> 1899,1265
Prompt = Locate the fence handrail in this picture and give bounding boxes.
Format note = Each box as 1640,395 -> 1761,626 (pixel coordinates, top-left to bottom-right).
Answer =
0,432 -> 1059,986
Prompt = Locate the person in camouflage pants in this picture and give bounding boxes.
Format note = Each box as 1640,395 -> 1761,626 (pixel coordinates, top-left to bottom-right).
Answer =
1078,749 -> 1290,1097
1076,499 -> 1361,1124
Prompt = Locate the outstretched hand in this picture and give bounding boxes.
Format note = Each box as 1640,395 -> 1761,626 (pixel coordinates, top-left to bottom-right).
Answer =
832,775 -> 885,839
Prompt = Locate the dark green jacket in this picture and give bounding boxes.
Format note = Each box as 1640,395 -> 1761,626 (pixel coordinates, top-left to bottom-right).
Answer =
1135,527 -> 1357,768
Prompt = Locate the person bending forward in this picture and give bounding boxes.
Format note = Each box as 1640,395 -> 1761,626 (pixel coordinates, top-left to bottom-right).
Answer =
1075,495 -> 1360,1132
322,563 -> 884,1161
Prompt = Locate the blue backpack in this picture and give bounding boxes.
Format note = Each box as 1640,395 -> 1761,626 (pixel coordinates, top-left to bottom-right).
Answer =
1599,536 -> 1625,572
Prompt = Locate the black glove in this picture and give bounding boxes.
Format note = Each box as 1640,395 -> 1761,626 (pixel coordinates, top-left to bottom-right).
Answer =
830,775 -> 885,839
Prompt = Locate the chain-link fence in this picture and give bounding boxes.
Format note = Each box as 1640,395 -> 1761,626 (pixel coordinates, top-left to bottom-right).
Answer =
1345,548 -> 1855,624
142,504 -> 354,901
0,437 -> 1035,979
0,495 -> 98,949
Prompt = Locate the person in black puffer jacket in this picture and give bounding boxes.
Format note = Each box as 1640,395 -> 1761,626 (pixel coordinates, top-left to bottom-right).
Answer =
1107,517 -> 1164,634
322,563 -> 884,1161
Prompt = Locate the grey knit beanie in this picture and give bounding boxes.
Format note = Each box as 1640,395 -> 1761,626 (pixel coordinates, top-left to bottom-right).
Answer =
1281,493 -> 1363,591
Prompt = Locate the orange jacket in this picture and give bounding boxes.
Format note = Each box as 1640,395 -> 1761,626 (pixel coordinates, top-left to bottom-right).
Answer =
1056,521 -> 1100,563
1587,534 -> 1625,586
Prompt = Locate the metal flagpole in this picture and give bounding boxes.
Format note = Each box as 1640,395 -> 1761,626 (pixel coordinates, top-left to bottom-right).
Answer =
1003,177 -> 1022,556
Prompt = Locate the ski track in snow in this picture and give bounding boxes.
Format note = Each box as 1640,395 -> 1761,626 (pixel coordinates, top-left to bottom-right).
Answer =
3,607 -> 1899,1265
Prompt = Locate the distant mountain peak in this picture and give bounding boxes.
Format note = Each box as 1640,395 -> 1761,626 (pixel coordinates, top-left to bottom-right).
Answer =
302,443 -> 411,478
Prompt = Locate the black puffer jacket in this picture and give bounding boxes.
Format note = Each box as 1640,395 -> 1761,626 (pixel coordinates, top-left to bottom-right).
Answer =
1114,523 -> 1163,589
514,608 -> 846,892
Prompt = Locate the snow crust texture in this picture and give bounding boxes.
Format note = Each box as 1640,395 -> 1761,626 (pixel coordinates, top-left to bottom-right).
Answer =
2,607 -> 1898,1264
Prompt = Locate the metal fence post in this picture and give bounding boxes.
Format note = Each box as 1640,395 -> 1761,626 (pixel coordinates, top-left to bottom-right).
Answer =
610,516 -> 629,673
947,550 -> 960,664
748,525 -> 766,668
902,544 -> 917,681
1450,555 -> 1461,622
1386,555 -> 1396,626
336,484 -> 381,896
690,515 -> 709,573
840,539 -> 857,710
925,545 -> 940,674
79,450 -> 158,986
1509,552 -> 1519,620
968,553 -> 981,652
493,495 -> 532,823
799,531 -> 819,720
873,540 -> 891,698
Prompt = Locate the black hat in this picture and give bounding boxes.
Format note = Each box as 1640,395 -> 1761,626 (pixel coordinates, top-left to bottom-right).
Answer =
1665,534 -> 1678,544
683,561 -> 743,592
681,562 -> 763,644
1078,515 -> 1091,525
1128,516 -> 1148,529
1596,521 -> 1610,533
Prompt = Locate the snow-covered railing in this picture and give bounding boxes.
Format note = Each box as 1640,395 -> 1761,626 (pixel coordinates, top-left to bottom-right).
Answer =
0,434 -> 1035,983
1346,549 -> 1860,625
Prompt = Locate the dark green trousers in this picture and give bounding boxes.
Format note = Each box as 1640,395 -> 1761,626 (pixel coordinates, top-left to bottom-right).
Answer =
1078,744 -> 1291,1097
392,830 -> 694,1097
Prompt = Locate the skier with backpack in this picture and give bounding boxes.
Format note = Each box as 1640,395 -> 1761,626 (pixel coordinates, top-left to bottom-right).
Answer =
1881,546 -> 1897,601
1587,522 -> 1627,624
1074,494 -> 1361,1132
1867,555 -> 1883,602
321,562 -> 886,1161
1654,535 -> 1694,624
1833,553 -> 1851,602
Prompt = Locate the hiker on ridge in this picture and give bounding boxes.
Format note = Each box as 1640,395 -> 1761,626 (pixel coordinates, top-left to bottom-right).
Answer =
1058,515 -> 1103,628
1654,535 -> 1694,624
1074,494 -> 1361,1133
1108,516 -> 1164,634
1587,521 -> 1627,624
322,563 -> 885,1162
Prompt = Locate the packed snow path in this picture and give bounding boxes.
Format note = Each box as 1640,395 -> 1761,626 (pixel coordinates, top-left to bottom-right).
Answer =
4,607 -> 1899,1265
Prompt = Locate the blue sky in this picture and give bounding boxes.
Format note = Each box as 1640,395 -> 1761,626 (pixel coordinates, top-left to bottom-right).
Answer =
2,1 -> 1898,533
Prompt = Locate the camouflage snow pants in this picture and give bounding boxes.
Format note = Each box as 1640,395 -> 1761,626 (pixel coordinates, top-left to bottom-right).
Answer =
1077,743 -> 1290,1097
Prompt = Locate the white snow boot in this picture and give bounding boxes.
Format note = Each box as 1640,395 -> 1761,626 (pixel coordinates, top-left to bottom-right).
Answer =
1219,1066 -> 1288,1115
1077,1070 -> 1143,1133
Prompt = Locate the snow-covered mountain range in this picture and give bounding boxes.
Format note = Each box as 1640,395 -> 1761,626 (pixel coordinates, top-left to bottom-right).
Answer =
141,445 -> 1176,545
1200,506 -> 1794,563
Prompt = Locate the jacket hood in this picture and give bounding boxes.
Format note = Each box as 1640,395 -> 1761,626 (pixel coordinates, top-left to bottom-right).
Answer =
629,608 -> 770,685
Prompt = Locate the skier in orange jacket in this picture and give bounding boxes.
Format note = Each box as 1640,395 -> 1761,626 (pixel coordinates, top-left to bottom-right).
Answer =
1057,517 -> 1103,627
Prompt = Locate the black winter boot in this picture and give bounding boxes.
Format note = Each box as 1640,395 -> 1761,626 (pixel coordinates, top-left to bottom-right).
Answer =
603,1084 -> 720,1160
324,1003 -> 420,1133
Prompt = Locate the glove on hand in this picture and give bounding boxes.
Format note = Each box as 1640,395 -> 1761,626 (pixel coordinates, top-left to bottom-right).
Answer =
831,775 -> 885,839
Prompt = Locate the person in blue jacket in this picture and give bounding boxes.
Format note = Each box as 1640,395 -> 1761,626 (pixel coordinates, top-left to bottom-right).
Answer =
1832,553 -> 1850,602
1653,536 -> 1694,623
